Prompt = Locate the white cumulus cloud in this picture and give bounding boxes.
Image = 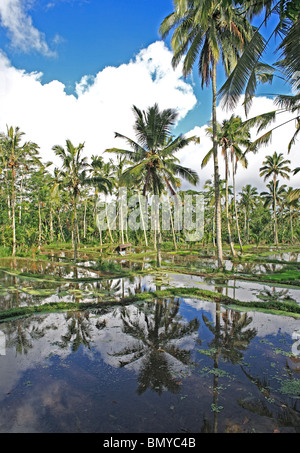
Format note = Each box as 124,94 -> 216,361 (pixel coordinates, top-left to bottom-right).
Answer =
177,96 -> 300,192
0,41 -> 197,167
0,0 -> 55,55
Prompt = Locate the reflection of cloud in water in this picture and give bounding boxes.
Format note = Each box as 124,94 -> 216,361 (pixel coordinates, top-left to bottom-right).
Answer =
0,295 -> 299,409
167,273 -> 300,304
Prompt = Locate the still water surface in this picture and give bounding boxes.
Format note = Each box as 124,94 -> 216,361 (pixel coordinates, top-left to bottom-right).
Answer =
0,296 -> 299,433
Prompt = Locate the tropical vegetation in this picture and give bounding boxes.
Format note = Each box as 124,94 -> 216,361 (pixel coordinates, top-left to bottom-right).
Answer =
0,0 -> 298,263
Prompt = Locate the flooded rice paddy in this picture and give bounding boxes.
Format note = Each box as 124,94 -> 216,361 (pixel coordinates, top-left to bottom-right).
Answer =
0,248 -> 299,433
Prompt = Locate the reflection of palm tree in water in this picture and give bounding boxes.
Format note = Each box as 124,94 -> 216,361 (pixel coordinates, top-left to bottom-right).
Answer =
257,287 -> 296,303
201,306 -> 257,432
240,363 -> 300,430
100,278 -> 122,297
110,298 -> 200,395
58,311 -> 93,352
3,316 -> 45,355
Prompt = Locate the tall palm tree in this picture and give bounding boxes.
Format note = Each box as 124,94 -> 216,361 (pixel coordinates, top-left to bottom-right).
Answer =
259,151 -> 291,244
203,122 -> 236,256
219,0 -> 300,150
261,180 -> 287,244
159,0 -> 254,267
0,126 -> 39,256
203,115 -> 251,254
105,103 -> 199,267
52,140 -> 88,260
89,155 -> 112,245
281,186 -> 300,243
53,142 -> 112,259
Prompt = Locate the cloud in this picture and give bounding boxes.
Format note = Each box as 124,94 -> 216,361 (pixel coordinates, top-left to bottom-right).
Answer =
0,0 -> 55,55
177,96 -> 300,192
0,41 -> 197,167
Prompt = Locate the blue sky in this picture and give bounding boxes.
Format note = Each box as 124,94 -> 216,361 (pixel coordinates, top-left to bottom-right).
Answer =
0,0 -> 297,190
0,1 -> 173,91
0,1 -> 291,125
0,1 -> 287,128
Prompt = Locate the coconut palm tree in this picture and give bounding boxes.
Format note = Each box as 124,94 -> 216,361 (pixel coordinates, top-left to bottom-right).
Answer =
261,181 -> 287,244
203,115 -> 252,254
281,186 -> 300,242
259,151 -> 291,244
105,103 -> 199,267
52,140 -> 89,260
89,155 -> 112,245
0,126 -> 40,256
159,0 -> 255,267
219,0 -> 300,150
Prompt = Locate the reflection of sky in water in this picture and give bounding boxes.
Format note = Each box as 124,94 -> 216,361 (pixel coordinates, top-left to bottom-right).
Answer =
1,261 -> 300,309
0,298 -> 299,433
166,273 -> 300,304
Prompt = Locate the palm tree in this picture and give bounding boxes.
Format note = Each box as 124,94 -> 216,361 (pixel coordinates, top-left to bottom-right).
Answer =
259,151 -> 291,244
105,103 -> 199,267
110,299 -> 199,395
261,180 -> 288,244
203,115 -> 252,254
89,155 -> 112,245
159,0 -> 254,267
0,126 -> 39,256
52,140 -> 89,260
239,184 -> 258,243
219,0 -> 300,150
281,186 -> 300,243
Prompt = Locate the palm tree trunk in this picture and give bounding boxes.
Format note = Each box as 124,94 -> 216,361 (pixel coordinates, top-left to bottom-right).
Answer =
247,215 -> 250,244
212,207 -> 216,247
232,156 -> 243,252
168,197 -> 177,250
50,208 -> 54,242
74,197 -> 78,261
19,173 -> 24,224
212,60 -> 223,268
119,203 -> 124,244
156,223 -> 162,267
11,166 -> 16,257
289,209 -> 294,242
273,177 -> 278,245
105,196 -> 114,243
138,191 -> 148,247
4,165 -> 11,221
57,209 -> 65,242
83,202 -> 87,239
38,201 -> 42,251
154,191 -> 162,267
225,152 -> 236,257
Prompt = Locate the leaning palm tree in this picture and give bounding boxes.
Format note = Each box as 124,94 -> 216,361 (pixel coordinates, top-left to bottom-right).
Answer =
260,151 -> 291,244
160,0 -> 255,267
105,103 -> 199,267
